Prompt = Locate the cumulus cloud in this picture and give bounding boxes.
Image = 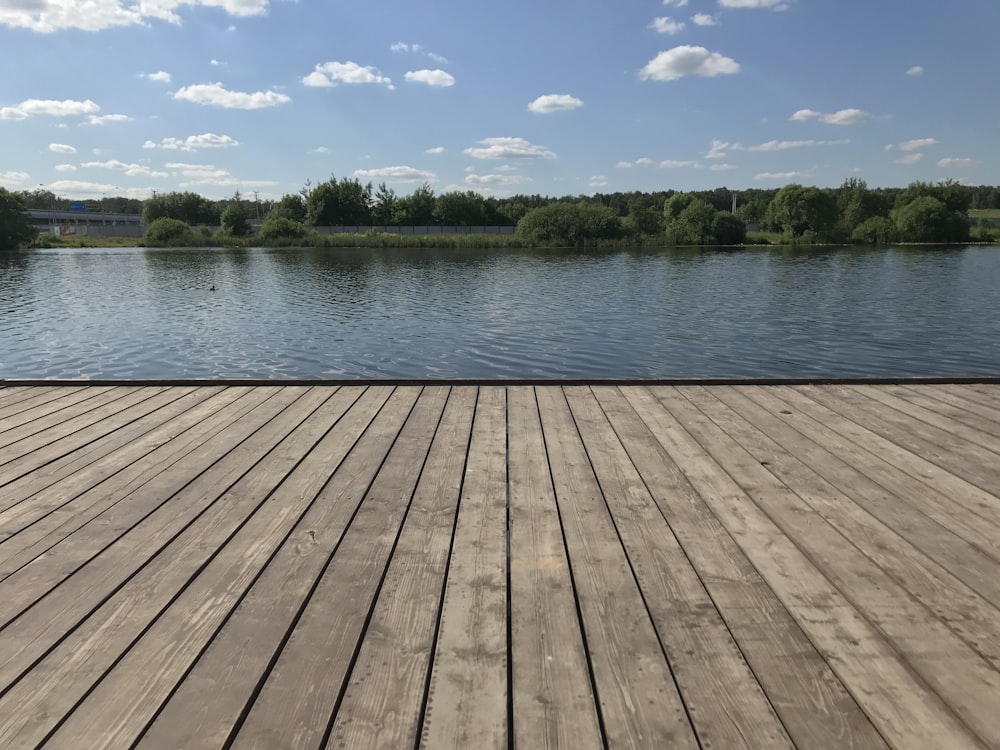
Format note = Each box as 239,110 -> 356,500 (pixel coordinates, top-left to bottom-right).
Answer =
464,173 -> 531,187
895,153 -> 924,165
0,171 -> 30,188
527,94 -> 583,114
166,162 -> 276,189
174,82 -> 290,109
662,0 -> 689,6
896,137 -> 938,152
142,133 -> 240,151
49,143 -> 77,154
0,0 -> 269,32
589,176 -> 608,188
640,46 -> 740,81
144,71 -> 171,83
790,108 -> 871,125
692,13 -> 718,25
404,69 -> 455,87
660,160 -> 704,169
303,62 -> 392,88
390,42 -> 448,64
55,164 -> 77,172
84,114 -> 131,125
0,98 -> 100,119
81,160 -> 169,178
705,138 -> 847,159
464,137 -> 555,160
48,179 -> 120,196
719,0 -> 787,8
938,157 -> 975,168
354,166 -> 436,183
906,66 -> 924,76
755,169 -> 814,181
710,163 -> 737,171
650,17 -> 685,34
425,146 -> 445,155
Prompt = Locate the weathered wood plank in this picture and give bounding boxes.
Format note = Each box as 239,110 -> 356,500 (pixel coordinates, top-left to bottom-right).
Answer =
419,386 -> 509,750
326,387 -> 476,750
636,385 -> 983,749
602,386 -> 888,750
890,385 -> 1000,440
659,386 -> 1000,748
0,386 -> 113,440
536,386 -> 699,749
228,386 -> 449,750
505,386 -> 603,750
132,386 -> 409,750
0,387 -> 346,748
565,385 -> 794,749
0,386 -> 92,422
698,386 -> 1000,669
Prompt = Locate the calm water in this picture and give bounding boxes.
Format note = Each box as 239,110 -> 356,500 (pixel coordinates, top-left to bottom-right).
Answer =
1,245 -> 999,379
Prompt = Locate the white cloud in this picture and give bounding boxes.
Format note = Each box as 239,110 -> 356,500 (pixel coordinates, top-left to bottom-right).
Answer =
143,133 -> 240,151
84,113 -> 131,125
210,58 -> 227,66
465,173 -> 530,187
81,159 -> 169,178
589,176 -> 609,188
635,157 -> 654,166
144,71 -> 171,83
49,143 -> 77,154
710,163 -> 737,171
404,69 -> 455,87
390,42 -> 448,64
0,0 -> 269,32
0,171 -> 30,188
650,17 -> 685,35
464,137 -> 555,160
0,98 -> 100,119
745,138 -> 849,151
660,160 -> 704,169
354,166 -> 436,183
425,146 -> 445,155
616,161 -> 634,169
55,163 -> 77,172
662,0 -> 689,6
755,169 -> 814,181
527,94 -> 583,114
312,146 -> 330,154
706,140 -> 729,159
895,153 -> 924,165
166,162 -> 276,189
49,179 -> 119,196
303,62 -> 392,88
906,66 -> 924,76
938,157 -> 975,168
790,108 -> 871,125
640,46 -> 740,81
719,0 -> 787,8
692,13 -> 718,25
174,82 -> 290,109
897,138 -> 938,152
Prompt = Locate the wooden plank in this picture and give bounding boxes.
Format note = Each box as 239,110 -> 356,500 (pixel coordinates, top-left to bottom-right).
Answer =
0,386 -> 304,631
0,386 -> 91,421
0,387 -> 271,578
887,385 -> 1000,441
535,386 -> 699,749
847,385 -> 1000,459
804,385 -> 1000,497
565,385 -> 793,749
760,386 -> 1000,555
0,386 -> 172,485
0,386 -> 113,438
504,385 -> 603,750
326,387 -> 477,750
419,386 -> 509,750
0,385 -> 232,526
132,386 -> 412,750
0,386 -> 143,453
228,386 -> 448,750
631,385 -> 982,749
596,386 -> 888,750
0,386 -> 350,748
941,384 -> 1000,411
657,386 -> 1000,748
696,386 -> 1000,669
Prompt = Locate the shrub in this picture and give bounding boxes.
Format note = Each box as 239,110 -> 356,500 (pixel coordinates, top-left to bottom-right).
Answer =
144,217 -> 195,246
259,216 -> 307,242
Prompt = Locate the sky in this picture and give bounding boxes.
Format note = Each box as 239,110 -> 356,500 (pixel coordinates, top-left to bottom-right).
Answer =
1,0 -> 997,202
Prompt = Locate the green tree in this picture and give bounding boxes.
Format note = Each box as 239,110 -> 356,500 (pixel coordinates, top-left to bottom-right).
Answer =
664,192 -> 697,223
765,184 -> 839,239
711,212 -> 746,245
891,195 -> 969,243
144,217 -> 195,246
258,216 -> 307,241
266,193 -> 307,223
667,198 -> 717,244
626,199 -> 664,236
306,175 -> 373,226
434,191 -> 488,226
517,201 -> 622,245
220,192 -> 252,236
851,216 -> 898,245
836,178 -> 886,238
393,183 -> 436,225
0,188 -> 37,249
372,182 -> 398,225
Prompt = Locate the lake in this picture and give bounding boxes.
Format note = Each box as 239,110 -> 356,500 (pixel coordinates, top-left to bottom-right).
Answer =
1,245 -> 999,380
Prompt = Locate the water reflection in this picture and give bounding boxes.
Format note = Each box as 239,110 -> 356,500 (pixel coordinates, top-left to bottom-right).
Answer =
1,245 -> 999,379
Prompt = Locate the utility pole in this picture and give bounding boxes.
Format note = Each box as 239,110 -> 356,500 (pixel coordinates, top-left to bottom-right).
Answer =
254,191 -> 261,221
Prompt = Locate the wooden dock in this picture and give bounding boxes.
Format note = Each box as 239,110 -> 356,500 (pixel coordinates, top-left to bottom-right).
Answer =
0,383 -> 999,749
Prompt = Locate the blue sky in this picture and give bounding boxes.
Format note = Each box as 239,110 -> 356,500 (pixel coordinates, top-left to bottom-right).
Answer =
1,0 -> 997,201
